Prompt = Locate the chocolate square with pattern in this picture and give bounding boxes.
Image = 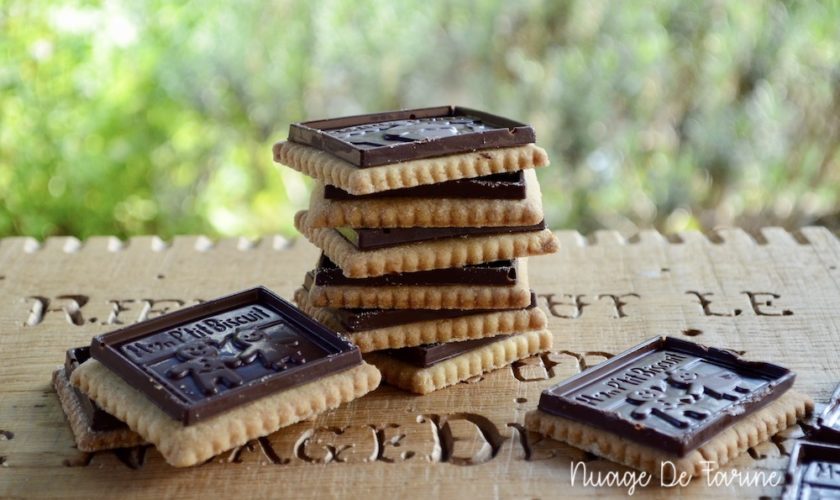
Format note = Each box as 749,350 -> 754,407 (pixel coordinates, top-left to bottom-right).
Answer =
90,286 -> 361,425
336,220 -> 546,251
537,336 -> 795,456
288,106 -> 535,167
781,441 -> 840,499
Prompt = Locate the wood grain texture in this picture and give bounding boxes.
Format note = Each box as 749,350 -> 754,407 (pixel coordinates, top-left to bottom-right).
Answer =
0,227 -> 838,498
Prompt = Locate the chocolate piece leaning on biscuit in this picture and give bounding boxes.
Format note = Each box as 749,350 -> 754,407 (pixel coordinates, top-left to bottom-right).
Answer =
524,336 -> 814,480
303,256 -> 533,310
69,286 -> 381,467
273,106 -> 549,195
294,287 -> 547,353
366,330 -> 553,394
52,346 -> 145,451
295,210 -> 559,279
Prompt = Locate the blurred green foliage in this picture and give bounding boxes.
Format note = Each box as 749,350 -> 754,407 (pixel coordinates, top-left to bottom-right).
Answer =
2,0 -> 840,239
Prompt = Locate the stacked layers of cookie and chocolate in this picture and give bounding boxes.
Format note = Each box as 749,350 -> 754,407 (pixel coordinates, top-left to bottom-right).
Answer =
275,106 -> 558,394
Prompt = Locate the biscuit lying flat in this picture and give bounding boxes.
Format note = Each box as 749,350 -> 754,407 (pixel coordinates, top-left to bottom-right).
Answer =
367,329 -> 552,394
304,257 -> 532,310
305,168 -> 545,228
294,287 -> 547,353
524,336 -> 813,480
295,210 -> 559,278
70,286 -> 381,467
274,141 -> 548,196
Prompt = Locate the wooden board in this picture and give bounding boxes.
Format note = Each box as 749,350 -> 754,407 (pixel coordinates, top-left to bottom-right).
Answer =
0,227 -> 838,498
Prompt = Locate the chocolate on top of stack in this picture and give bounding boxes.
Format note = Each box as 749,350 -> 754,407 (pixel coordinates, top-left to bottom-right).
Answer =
275,106 -> 556,394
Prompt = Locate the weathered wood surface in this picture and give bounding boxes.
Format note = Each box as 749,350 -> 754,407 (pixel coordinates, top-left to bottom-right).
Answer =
0,227 -> 838,498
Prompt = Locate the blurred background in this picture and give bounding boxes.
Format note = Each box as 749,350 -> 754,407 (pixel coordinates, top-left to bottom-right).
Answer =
3,0 -> 840,240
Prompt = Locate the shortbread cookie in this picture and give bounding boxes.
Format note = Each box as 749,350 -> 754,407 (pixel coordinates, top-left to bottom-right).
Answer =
306,258 -> 532,309
306,168 -> 545,228
72,359 -> 380,467
295,210 -> 559,278
366,329 -> 552,394
70,286 -> 380,467
525,391 -> 812,479
294,288 -> 547,353
274,141 -> 548,195
53,367 -> 145,452
525,336 -> 813,480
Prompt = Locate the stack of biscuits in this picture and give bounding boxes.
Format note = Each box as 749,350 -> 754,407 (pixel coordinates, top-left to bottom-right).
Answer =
275,106 -> 558,394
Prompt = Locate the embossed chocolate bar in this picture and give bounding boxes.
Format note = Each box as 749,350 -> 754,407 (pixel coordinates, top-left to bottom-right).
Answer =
310,254 -> 519,287
337,220 -> 546,250
781,441 -> 840,499
313,290 -> 537,332
288,106 -> 535,167
65,347 -> 126,432
90,286 -> 361,425
323,171 -> 527,200
385,335 -> 507,368
810,383 -> 840,445
537,336 -> 795,456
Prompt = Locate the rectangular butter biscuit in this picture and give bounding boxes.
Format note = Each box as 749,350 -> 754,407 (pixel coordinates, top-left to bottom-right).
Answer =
274,141 -> 549,195
524,390 -> 813,479
306,168 -> 545,228
294,288 -> 547,353
366,329 -> 553,394
71,359 -> 381,467
295,210 -> 559,278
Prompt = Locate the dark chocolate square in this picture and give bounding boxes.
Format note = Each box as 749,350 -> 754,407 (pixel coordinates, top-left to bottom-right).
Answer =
91,287 -> 361,425
537,336 -> 795,456
782,441 -> 840,499
288,106 -> 535,167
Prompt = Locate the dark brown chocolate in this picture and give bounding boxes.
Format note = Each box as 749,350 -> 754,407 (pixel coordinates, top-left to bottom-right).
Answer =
323,171 -> 526,200
385,335 -> 507,368
781,441 -> 840,498
537,336 -> 795,456
337,220 -> 546,250
287,106 -> 535,167
310,254 -> 518,287
810,383 -> 840,445
316,291 -> 538,332
90,286 -> 361,426
65,347 -> 127,432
